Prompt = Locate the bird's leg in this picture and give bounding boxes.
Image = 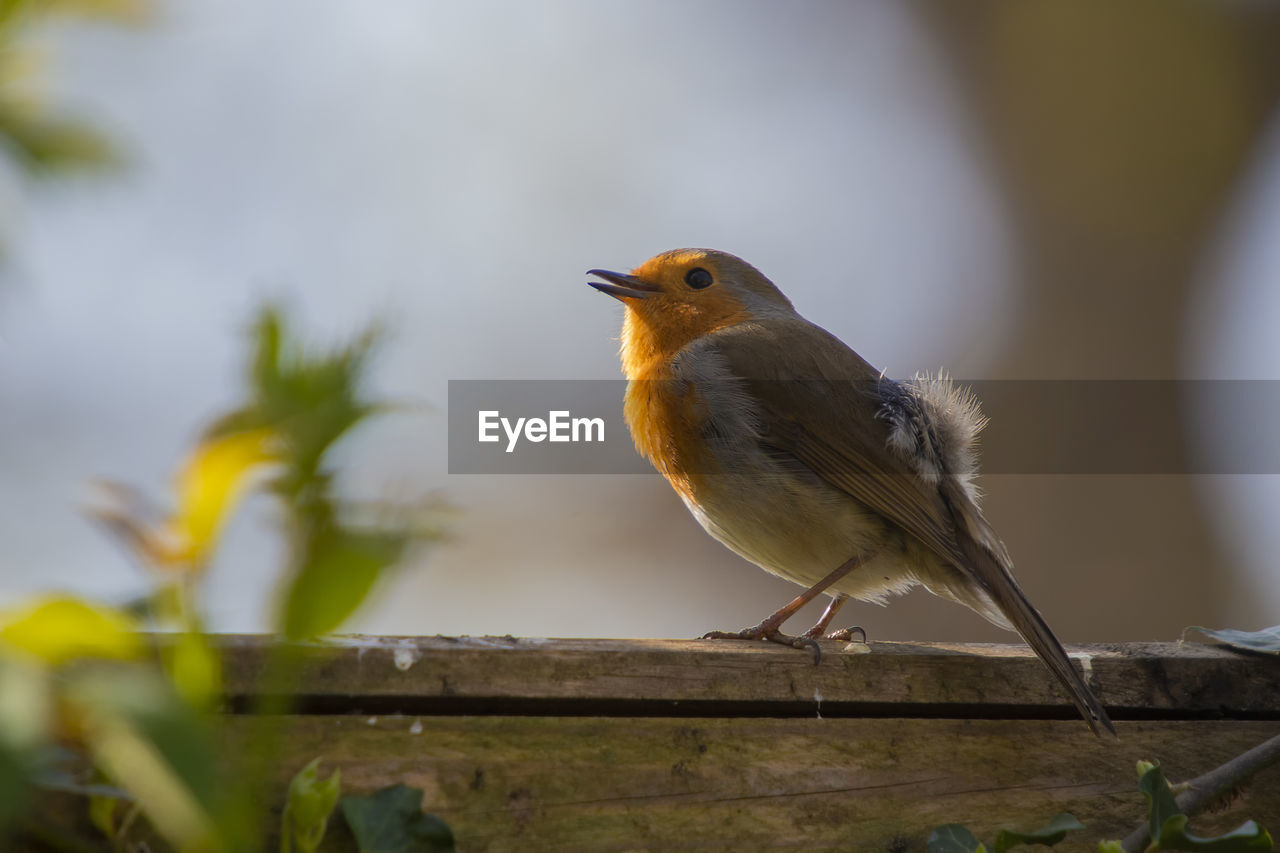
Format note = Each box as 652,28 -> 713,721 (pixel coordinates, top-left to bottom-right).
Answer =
800,593 -> 847,638
800,594 -> 865,642
702,550 -> 875,660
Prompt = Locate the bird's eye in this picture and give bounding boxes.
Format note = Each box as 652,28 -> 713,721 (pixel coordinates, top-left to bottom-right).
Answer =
684,267 -> 714,289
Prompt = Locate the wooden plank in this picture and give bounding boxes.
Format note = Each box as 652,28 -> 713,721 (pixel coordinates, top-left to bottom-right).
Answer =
212,637 -> 1280,849
228,716 -> 1280,851
24,637 -> 1280,851
218,635 -> 1280,719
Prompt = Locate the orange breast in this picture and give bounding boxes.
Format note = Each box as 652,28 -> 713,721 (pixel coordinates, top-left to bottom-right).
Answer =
624,368 -> 716,502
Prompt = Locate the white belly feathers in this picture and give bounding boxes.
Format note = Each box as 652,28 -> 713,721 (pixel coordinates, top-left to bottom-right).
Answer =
669,344 -> 926,603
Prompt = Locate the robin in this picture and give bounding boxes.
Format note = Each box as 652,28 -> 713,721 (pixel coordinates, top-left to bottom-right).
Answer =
588,248 -> 1114,736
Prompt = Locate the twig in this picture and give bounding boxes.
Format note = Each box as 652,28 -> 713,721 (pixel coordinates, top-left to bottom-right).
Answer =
1121,733 -> 1280,852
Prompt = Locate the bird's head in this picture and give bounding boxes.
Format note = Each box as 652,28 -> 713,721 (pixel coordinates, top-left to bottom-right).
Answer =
587,248 -> 793,373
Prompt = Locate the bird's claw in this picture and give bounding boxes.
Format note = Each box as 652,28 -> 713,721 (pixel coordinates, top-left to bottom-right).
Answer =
825,625 -> 867,643
700,626 -> 823,663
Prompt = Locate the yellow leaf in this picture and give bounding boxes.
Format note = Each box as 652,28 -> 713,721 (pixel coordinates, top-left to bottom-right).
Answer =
162,427 -> 279,568
0,595 -> 142,666
92,428 -> 279,573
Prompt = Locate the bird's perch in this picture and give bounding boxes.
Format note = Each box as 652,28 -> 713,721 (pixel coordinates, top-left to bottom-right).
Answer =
53,637 -> 1280,849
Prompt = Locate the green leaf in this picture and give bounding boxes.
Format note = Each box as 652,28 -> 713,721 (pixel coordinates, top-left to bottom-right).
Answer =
1185,625 -> 1280,655
207,306 -> 427,640
929,824 -> 987,853
0,106 -> 117,174
1154,814 -> 1272,851
993,813 -> 1085,852
165,629 -> 223,711
0,657 -> 50,830
281,757 -> 341,853
0,742 -> 33,832
230,305 -> 382,493
0,0 -> 26,29
1097,842 -> 1124,853
1138,762 -> 1182,842
88,792 -> 121,840
341,784 -> 455,853
1140,763 -> 1273,851
281,527 -> 407,640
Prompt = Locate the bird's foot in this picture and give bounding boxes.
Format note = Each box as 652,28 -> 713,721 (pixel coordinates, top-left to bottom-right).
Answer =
823,625 -> 867,643
701,623 -> 821,662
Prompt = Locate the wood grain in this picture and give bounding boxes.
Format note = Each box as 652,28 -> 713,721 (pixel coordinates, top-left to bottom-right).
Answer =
218,635 -> 1280,718
217,636 -> 1280,849
234,717 -> 1280,852
28,636 -> 1280,851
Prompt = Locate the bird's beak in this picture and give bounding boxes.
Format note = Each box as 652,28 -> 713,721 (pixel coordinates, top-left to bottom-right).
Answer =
586,269 -> 662,301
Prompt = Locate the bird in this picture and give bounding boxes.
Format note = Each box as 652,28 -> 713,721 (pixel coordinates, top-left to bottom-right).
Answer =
587,248 -> 1115,737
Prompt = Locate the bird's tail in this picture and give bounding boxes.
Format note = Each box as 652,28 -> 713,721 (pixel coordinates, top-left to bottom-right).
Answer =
944,490 -> 1116,738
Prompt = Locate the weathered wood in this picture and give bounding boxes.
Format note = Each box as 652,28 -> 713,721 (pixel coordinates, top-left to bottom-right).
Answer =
31,636 -> 1280,851
213,636 -> 1280,849
220,635 -> 1280,718
233,717 -> 1280,851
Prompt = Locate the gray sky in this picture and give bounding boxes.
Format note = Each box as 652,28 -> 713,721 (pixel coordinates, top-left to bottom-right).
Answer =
2,1 -> 1276,636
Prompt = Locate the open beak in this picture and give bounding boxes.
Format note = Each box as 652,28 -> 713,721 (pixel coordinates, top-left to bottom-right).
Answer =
586,269 -> 662,301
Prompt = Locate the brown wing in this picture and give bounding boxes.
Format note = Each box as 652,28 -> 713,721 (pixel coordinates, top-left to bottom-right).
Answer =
706,317 -> 1116,737
705,318 -> 966,566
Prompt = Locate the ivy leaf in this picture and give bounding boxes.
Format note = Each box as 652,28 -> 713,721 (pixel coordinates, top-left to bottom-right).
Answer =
1140,763 -> 1273,851
928,824 -> 987,853
1154,814 -> 1272,851
341,784 -> 455,853
993,813 -> 1085,852
1185,626 -> 1280,655
1138,762 -> 1183,843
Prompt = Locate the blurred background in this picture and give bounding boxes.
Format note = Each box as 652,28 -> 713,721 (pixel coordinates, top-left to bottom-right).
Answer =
2,0 -> 1279,643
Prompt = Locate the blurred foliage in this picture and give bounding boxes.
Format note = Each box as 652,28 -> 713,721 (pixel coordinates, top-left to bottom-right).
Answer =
281,758 -> 340,853
928,761 -> 1272,853
928,813 -> 1083,853
93,305 -> 443,640
0,0 -> 143,254
0,305 -> 448,851
0,595 -> 142,664
220,309 -> 433,640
